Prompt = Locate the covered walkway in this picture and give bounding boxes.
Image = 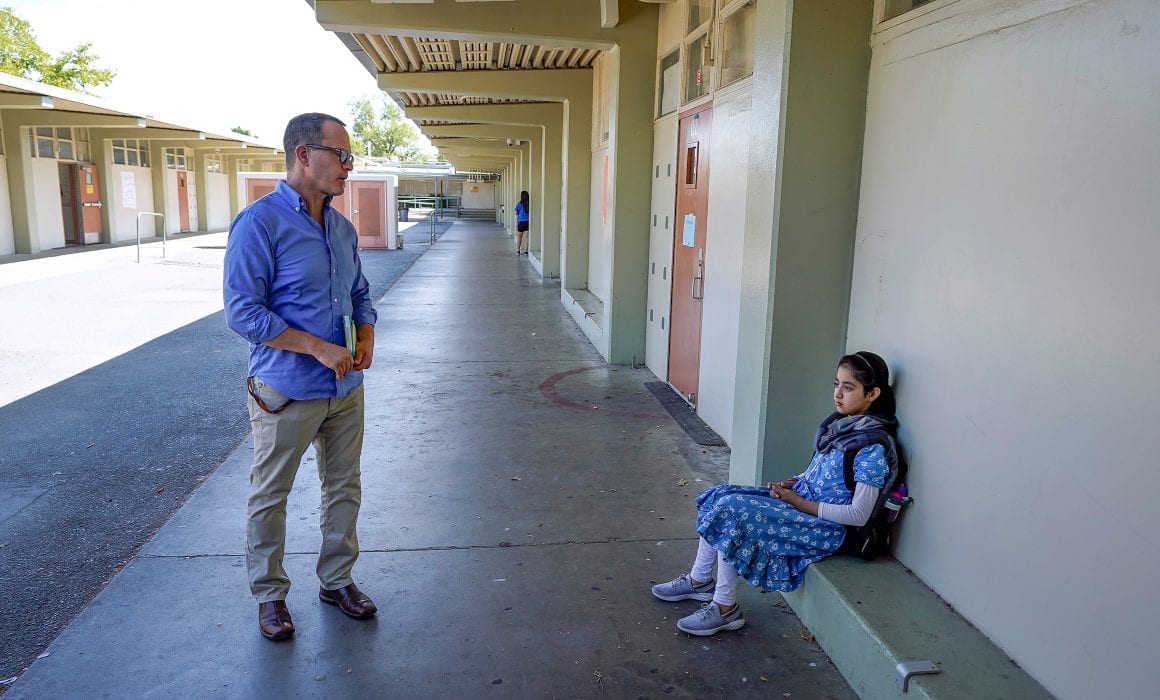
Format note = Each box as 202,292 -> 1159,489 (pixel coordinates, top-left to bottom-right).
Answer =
7,219 -> 854,698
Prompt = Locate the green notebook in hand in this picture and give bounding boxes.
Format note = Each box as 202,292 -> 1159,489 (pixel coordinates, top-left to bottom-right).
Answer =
343,316 -> 357,358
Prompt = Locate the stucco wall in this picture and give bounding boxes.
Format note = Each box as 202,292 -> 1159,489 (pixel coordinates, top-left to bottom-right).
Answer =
108,165 -> 157,241
205,172 -> 230,230
588,147 -> 612,306
32,159 -> 64,250
696,81 -> 752,443
461,181 -> 495,209
645,115 -> 678,380
0,156 -> 14,255
847,1 -> 1159,697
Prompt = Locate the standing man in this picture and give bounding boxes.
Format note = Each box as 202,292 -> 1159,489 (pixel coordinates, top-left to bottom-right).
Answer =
224,113 -> 377,641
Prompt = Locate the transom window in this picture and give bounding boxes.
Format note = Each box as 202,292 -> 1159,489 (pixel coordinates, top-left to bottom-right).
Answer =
30,127 -> 90,162
164,147 -> 189,170
112,139 -> 150,167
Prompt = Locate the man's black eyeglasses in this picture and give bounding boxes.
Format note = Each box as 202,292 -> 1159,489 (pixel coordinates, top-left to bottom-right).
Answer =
304,144 -> 355,165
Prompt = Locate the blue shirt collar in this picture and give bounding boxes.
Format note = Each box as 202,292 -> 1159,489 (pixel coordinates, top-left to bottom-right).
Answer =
274,179 -> 332,213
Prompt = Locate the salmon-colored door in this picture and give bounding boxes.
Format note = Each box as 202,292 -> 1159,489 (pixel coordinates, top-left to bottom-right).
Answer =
331,188 -> 349,222
667,106 -> 712,406
176,171 -> 190,231
77,164 -> 102,243
246,178 -> 279,203
350,181 -> 386,248
59,163 -> 81,244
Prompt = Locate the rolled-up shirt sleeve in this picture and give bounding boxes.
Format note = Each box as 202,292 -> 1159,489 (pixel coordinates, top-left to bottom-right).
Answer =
224,210 -> 290,344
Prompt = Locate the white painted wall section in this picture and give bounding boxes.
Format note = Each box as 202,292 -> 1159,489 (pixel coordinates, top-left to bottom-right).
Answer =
461,181 -> 494,209
588,147 -> 611,305
0,156 -> 14,255
32,159 -> 64,250
109,165 -> 156,241
696,82 -> 752,443
205,173 -> 230,230
645,114 -> 678,380
164,170 -> 181,235
848,2 -> 1160,697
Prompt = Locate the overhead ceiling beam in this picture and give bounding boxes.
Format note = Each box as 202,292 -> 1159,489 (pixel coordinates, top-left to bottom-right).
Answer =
317,0 -> 621,50
0,94 -> 53,108
407,102 -> 564,127
379,68 -> 589,102
89,128 -> 206,140
5,112 -> 145,129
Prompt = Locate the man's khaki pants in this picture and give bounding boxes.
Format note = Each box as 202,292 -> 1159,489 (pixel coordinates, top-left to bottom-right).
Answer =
245,378 -> 364,603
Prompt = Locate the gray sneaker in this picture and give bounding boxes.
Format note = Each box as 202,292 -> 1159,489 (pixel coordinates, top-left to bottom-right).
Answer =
651,574 -> 715,602
676,602 -> 746,636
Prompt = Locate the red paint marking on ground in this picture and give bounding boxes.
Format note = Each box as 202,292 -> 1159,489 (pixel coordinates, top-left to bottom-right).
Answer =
538,365 -> 668,420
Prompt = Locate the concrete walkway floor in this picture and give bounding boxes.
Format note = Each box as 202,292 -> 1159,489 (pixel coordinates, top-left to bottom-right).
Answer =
6,220 -> 856,699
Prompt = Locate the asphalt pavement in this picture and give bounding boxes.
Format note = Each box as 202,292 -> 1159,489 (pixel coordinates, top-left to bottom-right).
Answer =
0,217 -> 448,686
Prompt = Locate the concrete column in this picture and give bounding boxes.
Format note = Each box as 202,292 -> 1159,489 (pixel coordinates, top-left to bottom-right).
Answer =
602,10 -> 659,363
226,156 -> 242,219
193,150 -> 209,231
2,119 -> 39,253
729,0 -> 873,485
148,141 -> 170,232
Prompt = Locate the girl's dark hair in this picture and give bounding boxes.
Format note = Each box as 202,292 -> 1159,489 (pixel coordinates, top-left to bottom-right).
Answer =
520,190 -> 530,207
837,351 -> 896,417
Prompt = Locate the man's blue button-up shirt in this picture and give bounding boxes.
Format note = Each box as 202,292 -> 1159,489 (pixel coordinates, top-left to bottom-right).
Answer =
224,180 -> 377,400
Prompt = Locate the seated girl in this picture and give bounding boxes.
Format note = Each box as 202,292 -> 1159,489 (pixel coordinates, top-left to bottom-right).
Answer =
651,351 -> 901,636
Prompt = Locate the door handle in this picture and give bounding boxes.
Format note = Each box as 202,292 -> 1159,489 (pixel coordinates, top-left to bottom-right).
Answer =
352,209 -> 360,214
691,248 -> 704,300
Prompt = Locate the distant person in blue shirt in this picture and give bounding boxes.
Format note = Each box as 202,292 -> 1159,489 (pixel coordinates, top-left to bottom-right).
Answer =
224,112 -> 378,641
515,189 -> 530,255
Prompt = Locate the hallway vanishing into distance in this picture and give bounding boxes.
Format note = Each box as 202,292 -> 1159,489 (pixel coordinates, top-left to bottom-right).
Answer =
5,219 -> 854,698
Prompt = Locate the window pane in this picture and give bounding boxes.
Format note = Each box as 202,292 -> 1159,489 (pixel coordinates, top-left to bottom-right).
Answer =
166,154 -> 175,168
687,0 -> 712,32
37,138 -> 54,158
657,49 -> 680,117
36,126 -> 53,137
683,35 -> 709,104
112,139 -> 125,148
720,1 -> 756,86
56,128 -> 72,139
58,141 -> 74,160
113,148 -> 126,165
884,0 -> 936,21
127,150 -> 138,166
139,149 -> 150,168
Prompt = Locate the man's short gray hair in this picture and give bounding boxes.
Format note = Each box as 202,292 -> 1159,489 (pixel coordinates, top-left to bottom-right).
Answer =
283,113 -> 347,170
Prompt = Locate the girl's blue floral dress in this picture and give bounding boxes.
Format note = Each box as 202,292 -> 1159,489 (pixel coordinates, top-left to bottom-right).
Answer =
696,443 -> 888,592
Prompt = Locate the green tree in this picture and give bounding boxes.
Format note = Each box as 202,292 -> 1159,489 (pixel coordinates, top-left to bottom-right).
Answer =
0,8 -> 114,91
231,126 -> 256,137
349,95 -> 424,162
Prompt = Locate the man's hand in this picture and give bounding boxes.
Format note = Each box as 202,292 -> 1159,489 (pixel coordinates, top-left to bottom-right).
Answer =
352,324 -> 375,371
315,342 -> 355,380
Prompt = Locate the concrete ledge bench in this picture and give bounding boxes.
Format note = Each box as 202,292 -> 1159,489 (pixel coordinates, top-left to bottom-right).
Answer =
782,556 -> 1052,699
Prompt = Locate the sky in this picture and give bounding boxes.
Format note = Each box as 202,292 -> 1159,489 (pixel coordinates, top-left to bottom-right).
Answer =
6,0 -> 417,149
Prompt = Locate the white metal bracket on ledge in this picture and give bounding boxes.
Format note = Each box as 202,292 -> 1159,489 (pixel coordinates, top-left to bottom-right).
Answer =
896,660 -> 941,691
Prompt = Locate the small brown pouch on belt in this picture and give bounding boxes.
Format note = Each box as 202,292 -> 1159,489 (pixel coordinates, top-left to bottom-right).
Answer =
247,376 -> 295,414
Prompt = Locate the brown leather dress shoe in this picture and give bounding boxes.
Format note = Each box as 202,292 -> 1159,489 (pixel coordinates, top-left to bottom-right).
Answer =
258,600 -> 295,641
319,583 -> 377,619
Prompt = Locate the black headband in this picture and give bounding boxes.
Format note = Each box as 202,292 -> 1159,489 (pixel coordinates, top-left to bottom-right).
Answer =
850,352 -> 879,387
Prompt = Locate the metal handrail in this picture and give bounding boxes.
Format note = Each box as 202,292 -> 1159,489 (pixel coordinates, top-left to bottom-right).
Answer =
135,212 -> 166,263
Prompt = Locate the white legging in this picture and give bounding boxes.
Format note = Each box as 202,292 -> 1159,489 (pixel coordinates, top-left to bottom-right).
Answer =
689,537 -> 740,607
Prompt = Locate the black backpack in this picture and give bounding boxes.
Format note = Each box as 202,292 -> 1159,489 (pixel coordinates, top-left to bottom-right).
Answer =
838,440 -> 911,560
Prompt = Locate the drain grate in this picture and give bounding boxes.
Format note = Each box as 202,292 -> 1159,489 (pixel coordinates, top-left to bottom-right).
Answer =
644,382 -> 726,447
